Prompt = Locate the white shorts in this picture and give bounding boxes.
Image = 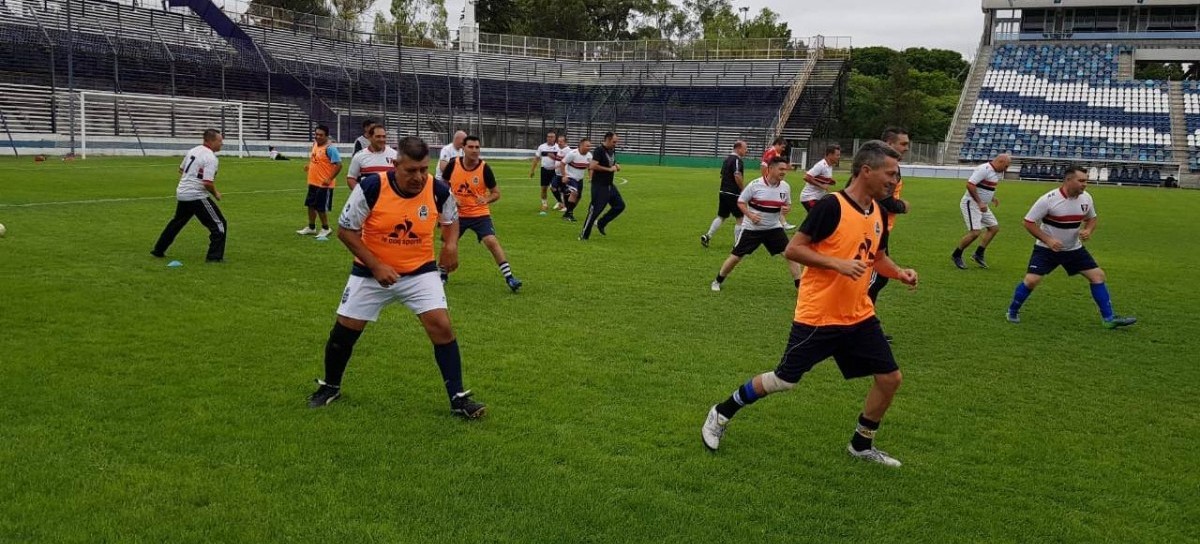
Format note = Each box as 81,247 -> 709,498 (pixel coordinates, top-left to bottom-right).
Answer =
336,272 -> 447,322
961,198 -> 998,231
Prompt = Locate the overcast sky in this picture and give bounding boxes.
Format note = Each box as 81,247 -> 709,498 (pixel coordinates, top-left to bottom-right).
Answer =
415,0 -> 987,58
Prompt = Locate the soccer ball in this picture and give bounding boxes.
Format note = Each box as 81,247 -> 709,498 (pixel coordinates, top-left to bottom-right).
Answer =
0,223 -> 6,237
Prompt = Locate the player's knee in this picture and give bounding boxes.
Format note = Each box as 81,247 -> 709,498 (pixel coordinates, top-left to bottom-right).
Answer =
1089,268 -> 1107,283
760,371 -> 797,394
424,318 -> 454,344
875,370 -> 902,392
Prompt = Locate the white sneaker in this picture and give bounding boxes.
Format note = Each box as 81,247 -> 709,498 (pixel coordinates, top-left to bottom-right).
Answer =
296,227 -> 317,235
553,203 -> 565,211
317,228 -> 332,238
783,223 -> 798,231
701,405 -> 729,451
710,280 -> 721,292
847,445 -> 902,467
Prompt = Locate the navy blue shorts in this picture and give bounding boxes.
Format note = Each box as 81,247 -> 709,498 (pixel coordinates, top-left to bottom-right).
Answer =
1027,245 -> 1098,276
459,215 -> 497,242
774,317 -> 899,382
305,186 -> 334,212
551,174 -> 563,191
565,178 -> 583,195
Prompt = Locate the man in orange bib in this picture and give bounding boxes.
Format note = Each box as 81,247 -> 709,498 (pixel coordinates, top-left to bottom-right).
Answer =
297,125 -> 342,238
307,136 -> 486,419
702,141 -> 918,467
440,135 -> 522,292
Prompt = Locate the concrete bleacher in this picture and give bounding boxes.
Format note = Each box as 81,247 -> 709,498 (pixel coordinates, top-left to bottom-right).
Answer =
1184,81 -> 1200,172
0,0 -> 844,158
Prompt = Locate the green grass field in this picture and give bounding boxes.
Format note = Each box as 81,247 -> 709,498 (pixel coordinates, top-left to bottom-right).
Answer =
0,155 -> 1197,542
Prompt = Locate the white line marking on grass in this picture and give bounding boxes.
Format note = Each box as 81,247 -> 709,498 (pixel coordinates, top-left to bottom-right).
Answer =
0,188 -> 305,208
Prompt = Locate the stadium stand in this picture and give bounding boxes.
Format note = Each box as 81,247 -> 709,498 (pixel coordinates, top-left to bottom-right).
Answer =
949,1 -> 1200,188
0,0 -> 849,159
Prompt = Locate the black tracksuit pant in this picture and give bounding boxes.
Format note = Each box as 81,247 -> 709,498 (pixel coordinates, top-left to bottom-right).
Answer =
153,198 -> 227,261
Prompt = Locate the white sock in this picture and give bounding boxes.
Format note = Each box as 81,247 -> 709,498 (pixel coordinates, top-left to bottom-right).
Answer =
705,217 -> 723,238
541,198 -> 547,206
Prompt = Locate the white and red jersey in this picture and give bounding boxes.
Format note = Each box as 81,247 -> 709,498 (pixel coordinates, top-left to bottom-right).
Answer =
562,149 -> 592,181
964,161 -> 1003,206
555,145 -> 571,171
800,159 -> 836,203
1024,187 -> 1097,252
536,143 -> 559,170
739,177 -> 792,231
347,146 -> 397,182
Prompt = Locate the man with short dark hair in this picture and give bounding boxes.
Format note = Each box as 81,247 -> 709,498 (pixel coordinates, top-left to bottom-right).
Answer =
531,131 -> 560,214
353,119 -> 376,156
701,141 -> 747,248
702,140 -> 917,467
151,129 -> 228,262
1006,166 -> 1136,329
559,138 -> 592,222
442,135 -> 523,292
801,144 -> 841,210
297,125 -> 342,238
761,136 -> 797,230
868,127 -> 912,309
710,156 -> 801,291
307,136 -> 487,418
580,132 -> 625,240
346,125 -> 396,191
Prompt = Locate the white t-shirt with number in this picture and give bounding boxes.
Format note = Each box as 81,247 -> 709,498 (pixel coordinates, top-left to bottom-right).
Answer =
800,159 -> 835,203
176,144 -> 219,201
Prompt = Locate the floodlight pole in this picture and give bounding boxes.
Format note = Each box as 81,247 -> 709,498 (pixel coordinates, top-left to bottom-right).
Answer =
67,0 -> 76,155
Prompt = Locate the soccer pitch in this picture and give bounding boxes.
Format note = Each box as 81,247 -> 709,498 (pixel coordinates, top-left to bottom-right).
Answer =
0,156 -> 1197,542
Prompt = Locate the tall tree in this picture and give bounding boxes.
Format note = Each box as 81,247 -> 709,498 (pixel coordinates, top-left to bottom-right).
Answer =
376,0 -> 450,42
248,0 -> 331,17
476,0 -> 520,35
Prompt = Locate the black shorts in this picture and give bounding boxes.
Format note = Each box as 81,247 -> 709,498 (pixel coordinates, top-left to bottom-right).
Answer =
305,185 -> 334,212
1027,245 -> 1098,276
539,168 -> 556,188
459,215 -> 497,242
717,193 -> 744,219
774,317 -> 899,382
732,228 -> 789,257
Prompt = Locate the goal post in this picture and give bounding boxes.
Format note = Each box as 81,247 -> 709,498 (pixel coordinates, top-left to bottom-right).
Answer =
77,91 -> 246,159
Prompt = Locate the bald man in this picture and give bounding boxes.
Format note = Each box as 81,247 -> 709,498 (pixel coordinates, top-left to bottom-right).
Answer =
437,131 -> 468,183
953,153 -> 1012,270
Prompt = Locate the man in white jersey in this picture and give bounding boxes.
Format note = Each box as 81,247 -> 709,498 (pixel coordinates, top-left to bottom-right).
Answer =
952,153 -> 1011,269
551,135 -> 570,212
352,119 -> 376,156
1006,166 -> 1136,329
558,138 -> 592,222
346,125 -> 397,190
152,129 -> 228,262
711,156 -> 803,291
801,144 -> 841,211
530,131 -> 560,214
436,131 -> 467,183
